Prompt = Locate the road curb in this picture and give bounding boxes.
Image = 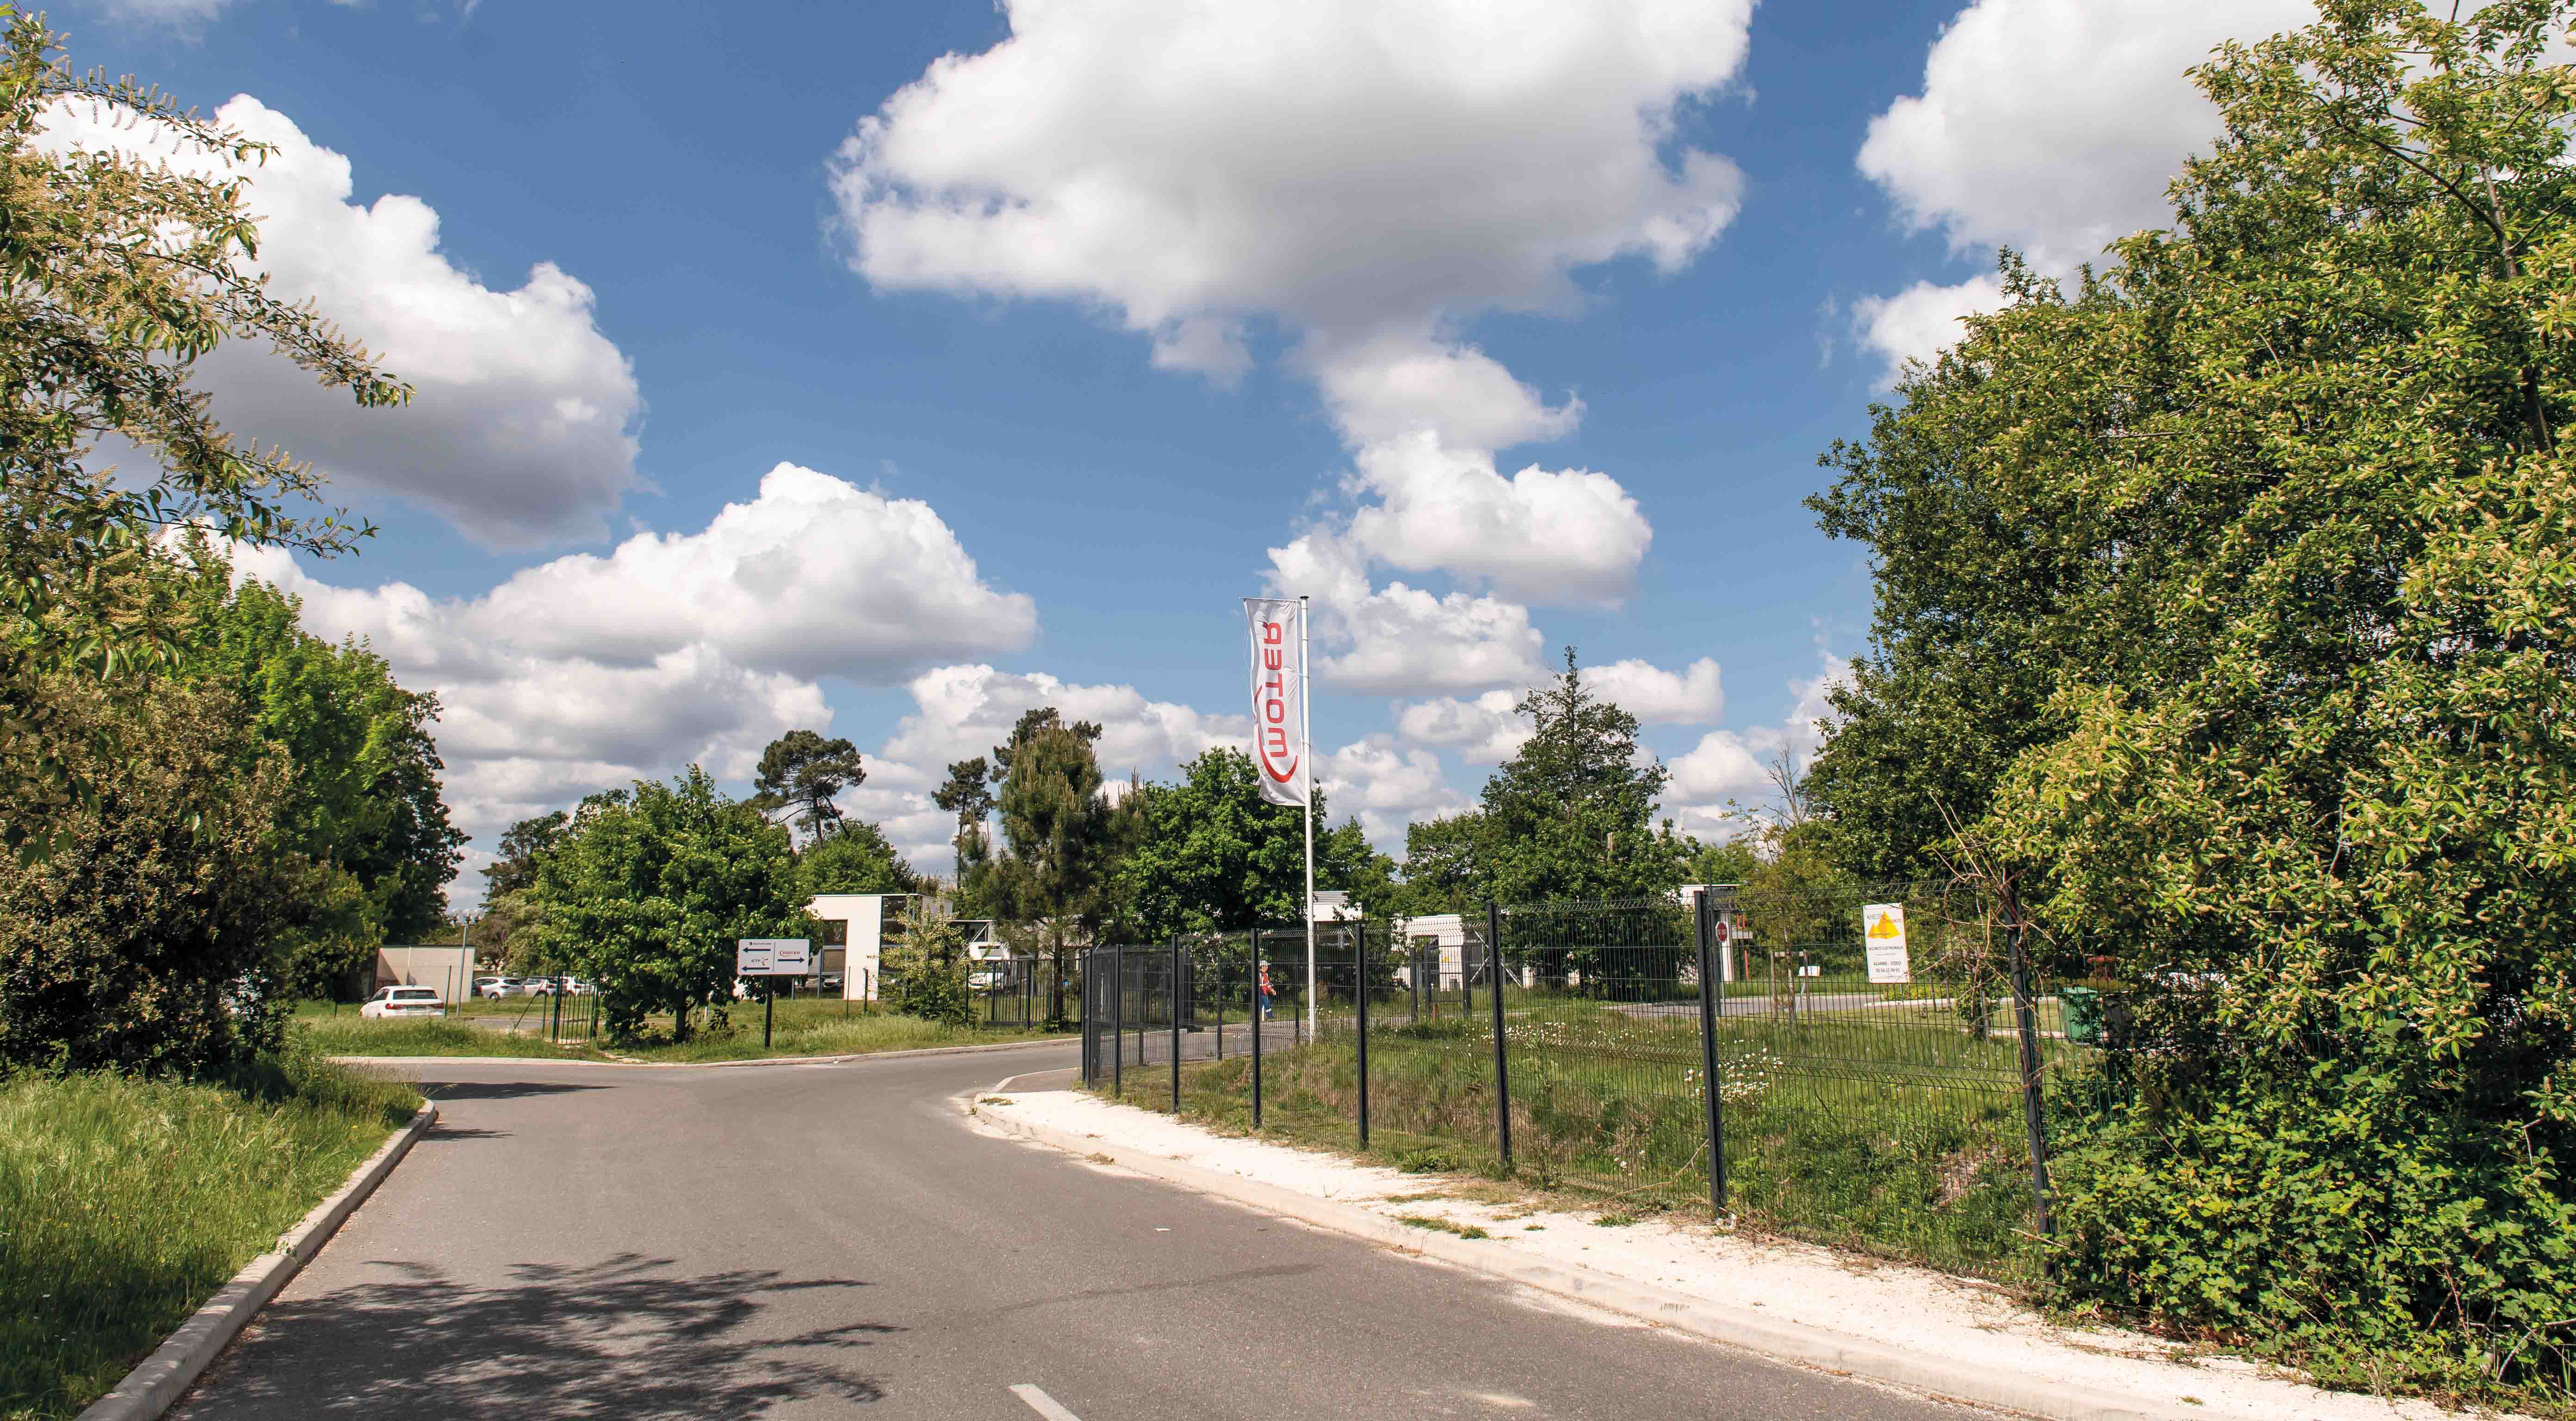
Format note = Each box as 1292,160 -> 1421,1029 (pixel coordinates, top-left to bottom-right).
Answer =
329,1034 -> 1073,1072
966,1092 -> 2199,1421
74,1101 -> 440,1421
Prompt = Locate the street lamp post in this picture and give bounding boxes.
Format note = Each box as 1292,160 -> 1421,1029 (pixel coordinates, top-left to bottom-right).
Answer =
457,915 -> 476,1015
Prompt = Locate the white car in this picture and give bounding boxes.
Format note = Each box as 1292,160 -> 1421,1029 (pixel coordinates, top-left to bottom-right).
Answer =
477,976 -> 535,999
361,986 -> 445,1019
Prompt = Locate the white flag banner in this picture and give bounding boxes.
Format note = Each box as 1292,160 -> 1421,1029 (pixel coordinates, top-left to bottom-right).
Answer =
1244,597 -> 1309,808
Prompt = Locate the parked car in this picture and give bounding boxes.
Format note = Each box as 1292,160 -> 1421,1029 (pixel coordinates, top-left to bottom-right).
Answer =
361,986 -> 445,1019
557,977 -> 597,996
477,976 -> 533,999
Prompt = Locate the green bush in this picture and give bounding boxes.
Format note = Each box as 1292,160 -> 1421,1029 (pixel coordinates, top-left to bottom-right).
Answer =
882,906 -> 971,1027
1802,0 -> 2576,1396
0,683 -> 303,1075
2051,1059 -> 2576,1396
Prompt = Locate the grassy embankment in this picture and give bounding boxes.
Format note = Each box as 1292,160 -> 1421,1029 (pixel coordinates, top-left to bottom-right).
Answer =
294,996 -> 1059,1063
0,1051 -> 421,1421
1123,991 -> 2061,1280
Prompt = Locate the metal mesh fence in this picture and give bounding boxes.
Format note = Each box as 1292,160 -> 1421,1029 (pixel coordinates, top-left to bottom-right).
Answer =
968,957 -> 1082,1031
1084,885 -> 2077,1282
1698,882 -> 2066,1275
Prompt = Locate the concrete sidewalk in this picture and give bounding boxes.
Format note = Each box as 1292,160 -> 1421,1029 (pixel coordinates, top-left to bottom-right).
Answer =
969,1081 -> 2489,1421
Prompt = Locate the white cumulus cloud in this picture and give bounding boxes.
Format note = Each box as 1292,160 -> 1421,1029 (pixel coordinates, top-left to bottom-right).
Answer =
833,0 -> 1751,372
236,542 -> 827,851
834,0 -> 1756,691
219,464 -> 1032,854
877,664 -> 1249,791
1318,736 -> 1474,846
1849,274 -> 2009,383
475,463 -> 1037,681
1851,0 -> 2313,379
1395,691 -> 1529,766
1588,656 -> 1725,725
43,95 -> 645,547
1666,654 -> 1850,830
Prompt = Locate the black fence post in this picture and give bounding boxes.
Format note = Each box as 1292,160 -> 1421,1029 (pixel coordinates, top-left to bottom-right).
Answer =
1170,937 -> 1183,1114
1487,901 -> 1511,1172
1111,947 -> 1124,1099
2007,919 -> 2055,1242
762,982 -> 774,1050
1354,916 -> 1371,1149
1241,937 -> 1252,1127
1694,890 -> 1729,1216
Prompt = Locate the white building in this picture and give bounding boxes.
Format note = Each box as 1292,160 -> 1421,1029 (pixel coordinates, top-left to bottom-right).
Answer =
808,892 -> 913,1001
373,944 -> 479,1002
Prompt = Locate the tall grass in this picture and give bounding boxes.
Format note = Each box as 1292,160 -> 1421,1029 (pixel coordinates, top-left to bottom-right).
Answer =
292,999 -> 1055,1063
294,1016 -> 605,1059
1151,996 -> 2054,1280
624,1006 -> 1050,1062
0,1051 -> 420,1421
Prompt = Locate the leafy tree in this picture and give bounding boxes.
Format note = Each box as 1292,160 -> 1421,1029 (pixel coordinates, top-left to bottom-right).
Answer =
0,15 -> 404,845
1113,752 -> 1391,937
1808,0 -> 2576,1390
1119,748 -> 1391,935
0,681 -> 303,1072
932,755 -> 996,892
526,767 -> 807,1043
1403,650 -> 1692,908
180,564 -> 464,994
795,818 -> 917,897
1683,836 -> 1761,887
464,891 -> 537,975
977,707 -> 1111,1022
747,729 -> 865,840
482,812 -> 568,900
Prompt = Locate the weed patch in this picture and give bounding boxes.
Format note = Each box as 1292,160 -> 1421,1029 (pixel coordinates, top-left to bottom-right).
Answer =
0,1051 -> 418,1419
1395,1216 -> 1490,1241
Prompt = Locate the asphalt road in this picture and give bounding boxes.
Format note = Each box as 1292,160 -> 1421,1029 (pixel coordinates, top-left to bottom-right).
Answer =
174,1044 -> 1979,1421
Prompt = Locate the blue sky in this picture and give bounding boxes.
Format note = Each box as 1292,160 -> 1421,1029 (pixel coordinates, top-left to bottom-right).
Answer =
57,0 -> 2304,896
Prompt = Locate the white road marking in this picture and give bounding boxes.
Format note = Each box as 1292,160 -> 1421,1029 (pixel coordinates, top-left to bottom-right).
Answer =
1010,1383 -> 1083,1420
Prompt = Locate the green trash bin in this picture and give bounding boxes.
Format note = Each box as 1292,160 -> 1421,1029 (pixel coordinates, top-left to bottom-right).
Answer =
2059,985 -> 2103,1044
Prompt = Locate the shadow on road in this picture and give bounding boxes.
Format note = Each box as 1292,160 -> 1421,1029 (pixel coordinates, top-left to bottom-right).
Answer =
177,1254 -> 893,1419
417,1080 -> 610,1102
420,1124 -> 511,1142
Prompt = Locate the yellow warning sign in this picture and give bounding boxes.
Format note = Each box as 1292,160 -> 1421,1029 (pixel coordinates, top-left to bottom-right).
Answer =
1863,903 -> 1910,983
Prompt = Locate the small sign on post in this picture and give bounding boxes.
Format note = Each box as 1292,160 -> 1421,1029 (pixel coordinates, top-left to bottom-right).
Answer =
1863,904 -> 1910,984
736,939 -> 811,976
737,938 -> 811,1051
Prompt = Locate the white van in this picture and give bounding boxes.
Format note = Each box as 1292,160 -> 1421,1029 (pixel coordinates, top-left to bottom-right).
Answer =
361,985 -> 444,1019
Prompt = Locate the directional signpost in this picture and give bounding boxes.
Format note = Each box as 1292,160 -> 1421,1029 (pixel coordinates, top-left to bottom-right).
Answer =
737,939 -> 813,1048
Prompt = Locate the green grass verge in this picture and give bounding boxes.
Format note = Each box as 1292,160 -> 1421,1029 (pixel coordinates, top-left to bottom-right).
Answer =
1128,995 -> 2059,1281
294,1017 -> 611,1059
293,998 -> 1059,1063
0,1051 -> 420,1421
610,1008 -> 1054,1063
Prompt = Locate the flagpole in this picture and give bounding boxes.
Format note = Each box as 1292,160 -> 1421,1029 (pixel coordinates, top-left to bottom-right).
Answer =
1300,593 -> 1317,1042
